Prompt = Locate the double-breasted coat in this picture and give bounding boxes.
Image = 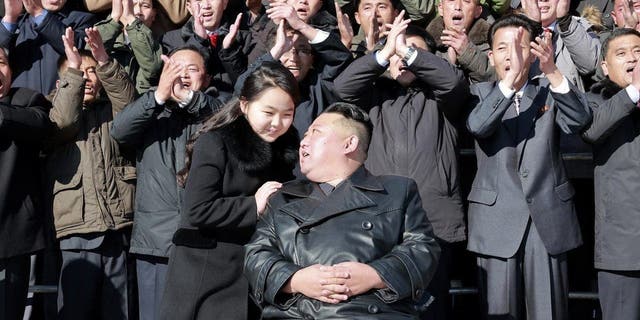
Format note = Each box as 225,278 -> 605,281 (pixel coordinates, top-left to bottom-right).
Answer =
244,167 -> 441,319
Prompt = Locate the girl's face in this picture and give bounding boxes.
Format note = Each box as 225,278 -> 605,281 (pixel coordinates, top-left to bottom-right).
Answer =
241,87 -> 295,142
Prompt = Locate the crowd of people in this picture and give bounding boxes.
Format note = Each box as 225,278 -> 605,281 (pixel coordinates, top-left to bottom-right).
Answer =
0,0 -> 639,319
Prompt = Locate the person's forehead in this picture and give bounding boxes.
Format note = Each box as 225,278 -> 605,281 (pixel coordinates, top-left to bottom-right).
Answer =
494,26 -> 531,43
607,35 -> 640,55
81,56 -> 98,68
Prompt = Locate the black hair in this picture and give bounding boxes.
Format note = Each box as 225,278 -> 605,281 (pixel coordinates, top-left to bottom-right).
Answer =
602,28 -> 640,60
177,61 -> 300,186
406,25 -> 436,53
488,14 -> 541,49
321,102 -> 373,154
56,49 -> 95,73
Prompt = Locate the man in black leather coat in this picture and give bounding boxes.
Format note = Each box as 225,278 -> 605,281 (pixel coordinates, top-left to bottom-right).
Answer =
244,102 -> 440,319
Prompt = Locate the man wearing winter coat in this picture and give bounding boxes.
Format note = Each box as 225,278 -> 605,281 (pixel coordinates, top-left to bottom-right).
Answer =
244,103 -> 441,319
0,45 -> 53,320
581,28 -> 640,320
45,28 -> 136,320
110,46 -> 223,320
333,14 -> 468,320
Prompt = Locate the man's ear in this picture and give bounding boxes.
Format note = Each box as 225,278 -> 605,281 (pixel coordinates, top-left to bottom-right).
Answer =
601,60 -> 609,77
611,10 -> 618,26
488,50 -> 495,67
437,1 -> 444,17
474,4 -> 483,19
355,11 -> 361,25
55,79 -> 60,89
343,135 -> 360,155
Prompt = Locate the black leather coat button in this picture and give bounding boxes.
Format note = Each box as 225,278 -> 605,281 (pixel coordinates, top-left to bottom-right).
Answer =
367,304 -> 380,314
362,221 -> 373,230
300,227 -> 310,234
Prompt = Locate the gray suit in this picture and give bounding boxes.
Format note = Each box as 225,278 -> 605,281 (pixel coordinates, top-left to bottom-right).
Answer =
466,79 -> 591,319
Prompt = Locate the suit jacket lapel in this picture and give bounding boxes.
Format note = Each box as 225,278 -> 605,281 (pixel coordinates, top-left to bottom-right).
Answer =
516,83 -> 548,156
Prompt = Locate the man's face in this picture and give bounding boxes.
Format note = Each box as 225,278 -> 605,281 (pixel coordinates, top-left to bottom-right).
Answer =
389,35 -> 427,87
488,26 -> 534,83
133,0 -> 157,28
299,112 -> 350,183
170,49 -> 210,91
279,35 -> 314,81
288,0 -> 323,22
0,50 -> 12,98
538,0 -> 559,27
438,0 -> 482,32
79,56 -> 102,105
188,0 -> 228,30
355,0 -> 397,36
42,0 -> 67,11
602,34 -> 640,87
612,0 -> 640,29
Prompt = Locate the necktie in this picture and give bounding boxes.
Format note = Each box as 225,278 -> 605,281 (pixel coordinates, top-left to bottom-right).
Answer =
514,92 -> 522,115
208,32 -> 218,48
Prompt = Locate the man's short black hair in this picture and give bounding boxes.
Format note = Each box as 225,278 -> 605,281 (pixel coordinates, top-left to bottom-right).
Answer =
406,25 -> 436,53
323,102 -> 373,154
602,28 -> 640,60
488,14 -> 541,49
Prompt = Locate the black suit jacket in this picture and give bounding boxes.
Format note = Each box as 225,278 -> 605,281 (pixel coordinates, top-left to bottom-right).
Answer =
0,87 -> 52,258
466,79 -> 591,258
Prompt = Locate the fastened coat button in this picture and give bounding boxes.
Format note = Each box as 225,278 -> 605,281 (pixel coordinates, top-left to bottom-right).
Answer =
300,227 -> 310,234
367,304 -> 380,314
255,292 -> 262,301
526,198 -> 532,204
362,221 -> 373,230
521,170 -> 529,178
415,289 -> 423,296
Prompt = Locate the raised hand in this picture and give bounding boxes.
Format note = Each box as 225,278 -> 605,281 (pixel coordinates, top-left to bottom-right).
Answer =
285,265 -> 350,304
111,0 -> 123,22
222,13 -> 242,49
335,2 -> 354,49
621,0 -> 639,29
266,1 -> 305,31
530,29 -> 556,75
255,181 -> 282,216
22,0 -> 44,17
364,8 -> 381,51
270,20 -> 295,60
3,0 -> 23,23
332,261 -> 385,296
120,0 -> 136,26
62,27 -> 81,70
85,27 -> 109,65
156,55 -> 183,103
503,27 -> 525,89
521,0 -> 541,22
190,1 -> 207,39
441,28 -> 470,55
379,10 -> 409,61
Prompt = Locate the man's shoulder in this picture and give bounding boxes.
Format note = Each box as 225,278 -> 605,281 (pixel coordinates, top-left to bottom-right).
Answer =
7,87 -> 47,106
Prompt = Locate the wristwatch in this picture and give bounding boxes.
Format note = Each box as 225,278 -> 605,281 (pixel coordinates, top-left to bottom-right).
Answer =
402,46 -> 416,65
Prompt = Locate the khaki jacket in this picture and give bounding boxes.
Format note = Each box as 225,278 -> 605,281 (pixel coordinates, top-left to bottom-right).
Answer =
46,60 -> 136,238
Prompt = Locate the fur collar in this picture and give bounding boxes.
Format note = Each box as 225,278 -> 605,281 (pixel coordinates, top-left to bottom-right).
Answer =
590,78 -> 623,100
426,16 -> 491,50
217,116 -> 299,174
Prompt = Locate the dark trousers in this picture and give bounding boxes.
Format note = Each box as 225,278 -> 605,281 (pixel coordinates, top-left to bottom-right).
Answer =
477,221 -> 569,320
421,239 -> 453,320
598,270 -> 640,320
135,254 -> 168,320
0,254 -> 31,320
57,235 -> 128,320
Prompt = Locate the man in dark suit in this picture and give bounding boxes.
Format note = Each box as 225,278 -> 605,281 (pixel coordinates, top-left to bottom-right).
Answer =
0,46 -> 53,320
582,28 -> 640,320
466,14 -> 592,320
244,102 -> 441,319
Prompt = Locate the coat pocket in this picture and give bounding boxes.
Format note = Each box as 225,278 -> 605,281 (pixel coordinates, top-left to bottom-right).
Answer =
53,172 -> 84,229
554,181 -> 575,202
113,166 -> 136,219
467,188 -> 497,205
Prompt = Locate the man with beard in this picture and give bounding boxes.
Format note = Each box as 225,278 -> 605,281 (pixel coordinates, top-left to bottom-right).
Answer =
45,27 -> 136,320
582,28 -> 640,320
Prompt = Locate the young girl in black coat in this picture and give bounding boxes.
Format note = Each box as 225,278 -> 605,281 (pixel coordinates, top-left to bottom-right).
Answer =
159,62 -> 300,320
